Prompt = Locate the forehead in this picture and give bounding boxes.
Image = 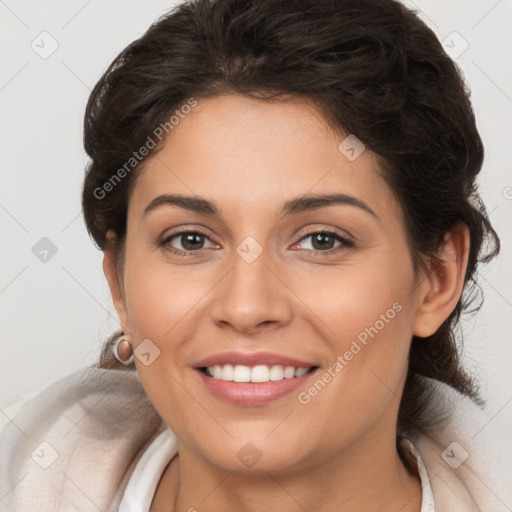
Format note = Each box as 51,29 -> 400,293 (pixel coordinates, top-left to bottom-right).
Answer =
129,93 -> 398,222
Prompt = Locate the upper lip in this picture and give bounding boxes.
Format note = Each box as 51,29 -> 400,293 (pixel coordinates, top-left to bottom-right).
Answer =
192,351 -> 318,369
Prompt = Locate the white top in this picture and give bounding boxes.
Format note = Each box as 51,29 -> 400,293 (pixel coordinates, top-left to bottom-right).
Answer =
118,427 -> 436,512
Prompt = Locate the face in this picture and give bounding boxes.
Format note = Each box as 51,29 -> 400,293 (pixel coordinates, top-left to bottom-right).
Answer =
106,93 -> 433,474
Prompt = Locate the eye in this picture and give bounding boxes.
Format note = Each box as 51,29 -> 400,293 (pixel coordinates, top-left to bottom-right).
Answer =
159,227 -> 354,257
160,229 -> 218,255
292,229 -> 353,254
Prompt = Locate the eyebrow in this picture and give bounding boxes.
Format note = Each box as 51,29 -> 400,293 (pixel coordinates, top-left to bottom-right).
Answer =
143,192 -> 378,219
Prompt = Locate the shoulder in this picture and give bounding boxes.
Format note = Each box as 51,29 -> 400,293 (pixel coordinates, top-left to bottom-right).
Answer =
0,366 -> 165,512
404,383 -> 509,512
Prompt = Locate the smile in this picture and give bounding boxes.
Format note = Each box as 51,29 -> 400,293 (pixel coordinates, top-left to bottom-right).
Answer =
195,365 -> 320,406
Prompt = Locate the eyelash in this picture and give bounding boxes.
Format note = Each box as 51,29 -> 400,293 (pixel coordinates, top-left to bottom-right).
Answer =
159,228 -> 354,257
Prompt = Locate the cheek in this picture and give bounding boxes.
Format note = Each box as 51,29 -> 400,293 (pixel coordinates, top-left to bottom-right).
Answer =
122,247 -> 208,340
291,252 -> 416,413
294,250 -> 415,353
328,255 -> 415,383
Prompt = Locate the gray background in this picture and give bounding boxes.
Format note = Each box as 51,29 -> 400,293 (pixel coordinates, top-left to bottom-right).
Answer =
1,0 -> 511,500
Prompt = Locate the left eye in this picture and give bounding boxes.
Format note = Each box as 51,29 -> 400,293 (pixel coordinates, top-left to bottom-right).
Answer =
294,231 -> 351,252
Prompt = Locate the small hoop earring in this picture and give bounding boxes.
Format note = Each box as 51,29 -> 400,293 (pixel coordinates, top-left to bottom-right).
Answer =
113,334 -> 135,366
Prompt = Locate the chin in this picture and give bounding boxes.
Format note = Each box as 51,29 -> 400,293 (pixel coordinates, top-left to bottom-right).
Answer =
196,436 -> 317,475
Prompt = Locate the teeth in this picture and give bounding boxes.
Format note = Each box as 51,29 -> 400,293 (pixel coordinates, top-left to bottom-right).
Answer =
234,365 -> 251,382
212,365 -> 225,379
251,365 -> 269,382
204,364 -> 312,382
294,367 -> 310,378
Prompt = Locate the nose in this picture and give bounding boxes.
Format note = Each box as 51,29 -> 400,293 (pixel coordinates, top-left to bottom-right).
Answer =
209,247 -> 293,335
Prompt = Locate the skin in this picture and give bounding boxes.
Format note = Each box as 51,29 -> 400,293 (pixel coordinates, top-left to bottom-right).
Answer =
103,93 -> 470,512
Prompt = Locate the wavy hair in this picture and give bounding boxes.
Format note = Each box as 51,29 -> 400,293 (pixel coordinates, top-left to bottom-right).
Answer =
83,0 -> 500,435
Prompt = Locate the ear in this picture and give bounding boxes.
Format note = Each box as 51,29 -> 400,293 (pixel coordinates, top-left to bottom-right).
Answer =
412,223 -> 470,338
103,230 -> 129,331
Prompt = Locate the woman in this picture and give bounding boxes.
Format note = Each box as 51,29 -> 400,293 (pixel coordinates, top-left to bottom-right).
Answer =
0,0 -> 505,510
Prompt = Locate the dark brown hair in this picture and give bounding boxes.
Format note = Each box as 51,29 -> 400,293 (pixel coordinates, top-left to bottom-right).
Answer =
82,0 -> 500,435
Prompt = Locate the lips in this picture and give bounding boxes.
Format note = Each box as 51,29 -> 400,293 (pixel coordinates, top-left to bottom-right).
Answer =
191,351 -> 321,405
194,364 -> 320,405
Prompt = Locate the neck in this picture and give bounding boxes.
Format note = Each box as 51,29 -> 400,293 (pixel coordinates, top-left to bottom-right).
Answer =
152,428 -> 423,512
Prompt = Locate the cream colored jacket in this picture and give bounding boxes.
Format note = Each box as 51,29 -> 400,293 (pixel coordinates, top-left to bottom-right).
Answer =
0,367 -> 508,511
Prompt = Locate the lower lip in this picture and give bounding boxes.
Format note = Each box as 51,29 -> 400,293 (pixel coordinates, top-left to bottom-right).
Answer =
194,368 -> 319,406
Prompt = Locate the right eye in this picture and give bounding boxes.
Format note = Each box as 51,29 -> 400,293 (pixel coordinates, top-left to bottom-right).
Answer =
160,229 -> 218,255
